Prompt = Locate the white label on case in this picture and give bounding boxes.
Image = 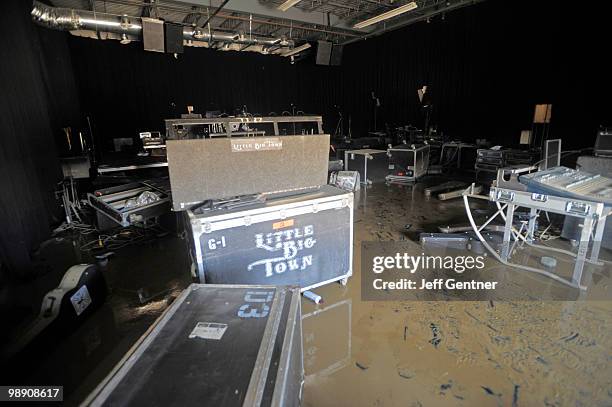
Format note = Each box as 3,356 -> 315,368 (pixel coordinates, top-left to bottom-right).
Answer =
189,322 -> 228,340
70,285 -> 92,316
231,138 -> 282,152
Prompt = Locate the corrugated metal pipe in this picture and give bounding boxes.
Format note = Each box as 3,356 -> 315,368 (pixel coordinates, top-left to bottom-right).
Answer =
31,1 -> 293,52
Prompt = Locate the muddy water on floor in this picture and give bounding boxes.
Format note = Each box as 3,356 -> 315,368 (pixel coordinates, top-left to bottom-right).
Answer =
302,182 -> 612,407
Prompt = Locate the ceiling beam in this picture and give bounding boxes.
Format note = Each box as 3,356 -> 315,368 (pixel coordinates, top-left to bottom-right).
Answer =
342,0 -> 486,44
212,11 -> 361,37
200,0 -> 230,27
176,0 -> 360,31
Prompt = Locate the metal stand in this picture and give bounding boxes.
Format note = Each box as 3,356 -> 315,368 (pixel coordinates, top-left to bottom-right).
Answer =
464,185 -> 609,290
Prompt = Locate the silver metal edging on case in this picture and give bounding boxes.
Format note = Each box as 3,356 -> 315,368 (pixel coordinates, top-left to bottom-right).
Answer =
191,192 -> 352,234
243,289 -> 285,406
271,289 -> 303,407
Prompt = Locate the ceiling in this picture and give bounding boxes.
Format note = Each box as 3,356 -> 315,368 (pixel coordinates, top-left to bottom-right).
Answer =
49,0 -> 485,47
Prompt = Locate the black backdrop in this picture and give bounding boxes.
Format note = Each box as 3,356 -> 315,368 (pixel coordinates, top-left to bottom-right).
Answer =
0,0 -> 81,276
340,0 -> 609,148
68,0 -> 609,151
69,39 -> 344,151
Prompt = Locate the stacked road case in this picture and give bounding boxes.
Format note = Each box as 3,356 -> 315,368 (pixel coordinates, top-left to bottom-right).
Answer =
98,116 -> 356,406
165,119 -> 354,291
185,185 -> 353,290
84,284 -> 302,407
344,149 -> 389,184
343,145 -> 431,184
386,144 -> 430,183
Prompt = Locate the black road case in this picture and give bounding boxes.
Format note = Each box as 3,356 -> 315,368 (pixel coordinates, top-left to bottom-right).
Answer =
475,148 -> 505,172
87,179 -> 172,228
344,149 -> 388,184
386,144 -> 430,182
185,185 -> 353,290
84,284 -> 303,407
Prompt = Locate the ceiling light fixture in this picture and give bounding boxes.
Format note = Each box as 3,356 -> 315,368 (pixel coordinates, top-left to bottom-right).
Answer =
277,0 -> 302,12
353,1 -> 418,29
119,33 -> 131,44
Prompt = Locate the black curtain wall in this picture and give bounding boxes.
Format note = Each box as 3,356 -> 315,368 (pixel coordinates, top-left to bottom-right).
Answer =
66,0 -> 609,151
340,0 -> 609,148
68,39 -> 344,151
0,1 -> 81,276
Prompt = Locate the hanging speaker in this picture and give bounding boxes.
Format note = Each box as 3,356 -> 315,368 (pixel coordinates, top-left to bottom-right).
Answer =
165,22 -> 184,54
316,40 -> 333,65
142,18 -> 165,53
330,44 -> 343,66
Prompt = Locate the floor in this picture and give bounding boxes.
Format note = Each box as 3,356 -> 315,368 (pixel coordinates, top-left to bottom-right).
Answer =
4,179 -> 611,406
302,182 -> 611,407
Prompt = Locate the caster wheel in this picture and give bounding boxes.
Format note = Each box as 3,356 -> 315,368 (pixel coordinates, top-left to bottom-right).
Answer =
339,278 -> 348,286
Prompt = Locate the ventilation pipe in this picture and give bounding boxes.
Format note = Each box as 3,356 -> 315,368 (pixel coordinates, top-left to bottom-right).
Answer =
31,1 -> 293,53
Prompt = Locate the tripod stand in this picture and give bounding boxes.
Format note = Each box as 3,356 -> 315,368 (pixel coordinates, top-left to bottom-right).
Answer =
333,107 -> 352,141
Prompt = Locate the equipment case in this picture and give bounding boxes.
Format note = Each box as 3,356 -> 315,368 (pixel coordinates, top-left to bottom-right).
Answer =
344,149 -> 388,184
386,144 -> 430,182
167,135 -> 330,210
184,185 -> 353,290
84,284 -> 303,407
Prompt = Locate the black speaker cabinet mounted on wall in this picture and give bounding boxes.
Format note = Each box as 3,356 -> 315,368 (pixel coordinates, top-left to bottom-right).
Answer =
316,41 -> 333,66
165,22 -> 184,54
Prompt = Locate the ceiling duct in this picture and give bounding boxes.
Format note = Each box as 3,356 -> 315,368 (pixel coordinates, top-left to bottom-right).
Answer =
31,1 -> 295,54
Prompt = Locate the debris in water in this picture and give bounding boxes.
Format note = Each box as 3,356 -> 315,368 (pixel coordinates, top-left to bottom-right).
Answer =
465,310 -> 499,332
355,362 -> 369,370
440,381 -> 453,391
486,323 -> 500,333
397,367 -> 415,379
429,323 -> 442,348
536,356 -> 548,365
560,332 -> 579,342
404,224 -> 412,230
404,326 -> 408,341
512,384 -> 520,407
492,335 -> 511,345
481,386 -> 500,397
